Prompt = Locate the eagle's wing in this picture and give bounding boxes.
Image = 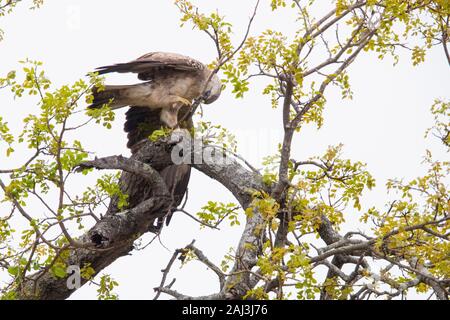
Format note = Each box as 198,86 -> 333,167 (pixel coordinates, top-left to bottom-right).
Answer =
124,106 -> 193,227
95,52 -> 205,80
124,107 -> 162,154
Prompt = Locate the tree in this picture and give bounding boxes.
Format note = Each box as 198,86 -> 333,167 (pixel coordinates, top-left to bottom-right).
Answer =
0,0 -> 449,300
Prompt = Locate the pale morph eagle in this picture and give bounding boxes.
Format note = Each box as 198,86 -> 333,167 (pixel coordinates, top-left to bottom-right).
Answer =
90,52 -> 221,226
89,51 -> 222,128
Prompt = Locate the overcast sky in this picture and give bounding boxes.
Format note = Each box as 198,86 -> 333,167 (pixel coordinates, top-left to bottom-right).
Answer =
0,0 -> 449,299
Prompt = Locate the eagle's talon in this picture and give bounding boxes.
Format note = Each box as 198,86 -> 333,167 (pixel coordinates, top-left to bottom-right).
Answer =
175,97 -> 192,108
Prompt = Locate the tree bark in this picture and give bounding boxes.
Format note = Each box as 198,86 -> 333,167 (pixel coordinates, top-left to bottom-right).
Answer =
16,131 -> 264,299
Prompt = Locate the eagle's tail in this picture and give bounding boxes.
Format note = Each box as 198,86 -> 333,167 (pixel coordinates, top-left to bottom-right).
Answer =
88,84 -> 136,110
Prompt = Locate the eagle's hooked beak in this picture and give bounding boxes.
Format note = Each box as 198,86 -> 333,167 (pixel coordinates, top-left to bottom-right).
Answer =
203,89 -> 221,104
202,90 -> 211,100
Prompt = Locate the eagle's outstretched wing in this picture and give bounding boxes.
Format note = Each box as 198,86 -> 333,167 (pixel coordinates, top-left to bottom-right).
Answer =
124,106 -> 162,154
95,52 -> 205,80
124,106 -> 193,226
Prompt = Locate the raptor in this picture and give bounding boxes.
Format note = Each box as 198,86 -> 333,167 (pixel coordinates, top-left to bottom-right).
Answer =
89,51 -> 221,128
89,52 -> 221,226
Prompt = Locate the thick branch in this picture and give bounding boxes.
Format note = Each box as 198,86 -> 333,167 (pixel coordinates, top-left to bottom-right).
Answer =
13,131 -> 265,299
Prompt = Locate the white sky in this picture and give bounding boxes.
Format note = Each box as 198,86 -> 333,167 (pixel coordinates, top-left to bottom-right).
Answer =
0,0 -> 449,299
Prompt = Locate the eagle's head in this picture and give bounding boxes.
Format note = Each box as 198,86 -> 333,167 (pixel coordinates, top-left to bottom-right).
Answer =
203,73 -> 222,104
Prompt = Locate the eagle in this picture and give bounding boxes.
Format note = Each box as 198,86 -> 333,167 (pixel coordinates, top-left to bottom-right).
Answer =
89,52 -> 222,227
89,51 -> 222,128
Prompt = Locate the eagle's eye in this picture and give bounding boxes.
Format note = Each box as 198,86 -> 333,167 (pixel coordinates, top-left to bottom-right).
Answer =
203,90 -> 211,98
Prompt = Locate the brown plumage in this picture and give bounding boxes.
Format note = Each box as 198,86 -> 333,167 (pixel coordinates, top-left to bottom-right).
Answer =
90,52 -> 220,227
124,106 -> 193,226
89,52 -> 221,128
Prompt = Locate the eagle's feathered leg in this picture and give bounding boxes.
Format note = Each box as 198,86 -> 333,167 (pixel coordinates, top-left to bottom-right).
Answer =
160,96 -> 192,129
